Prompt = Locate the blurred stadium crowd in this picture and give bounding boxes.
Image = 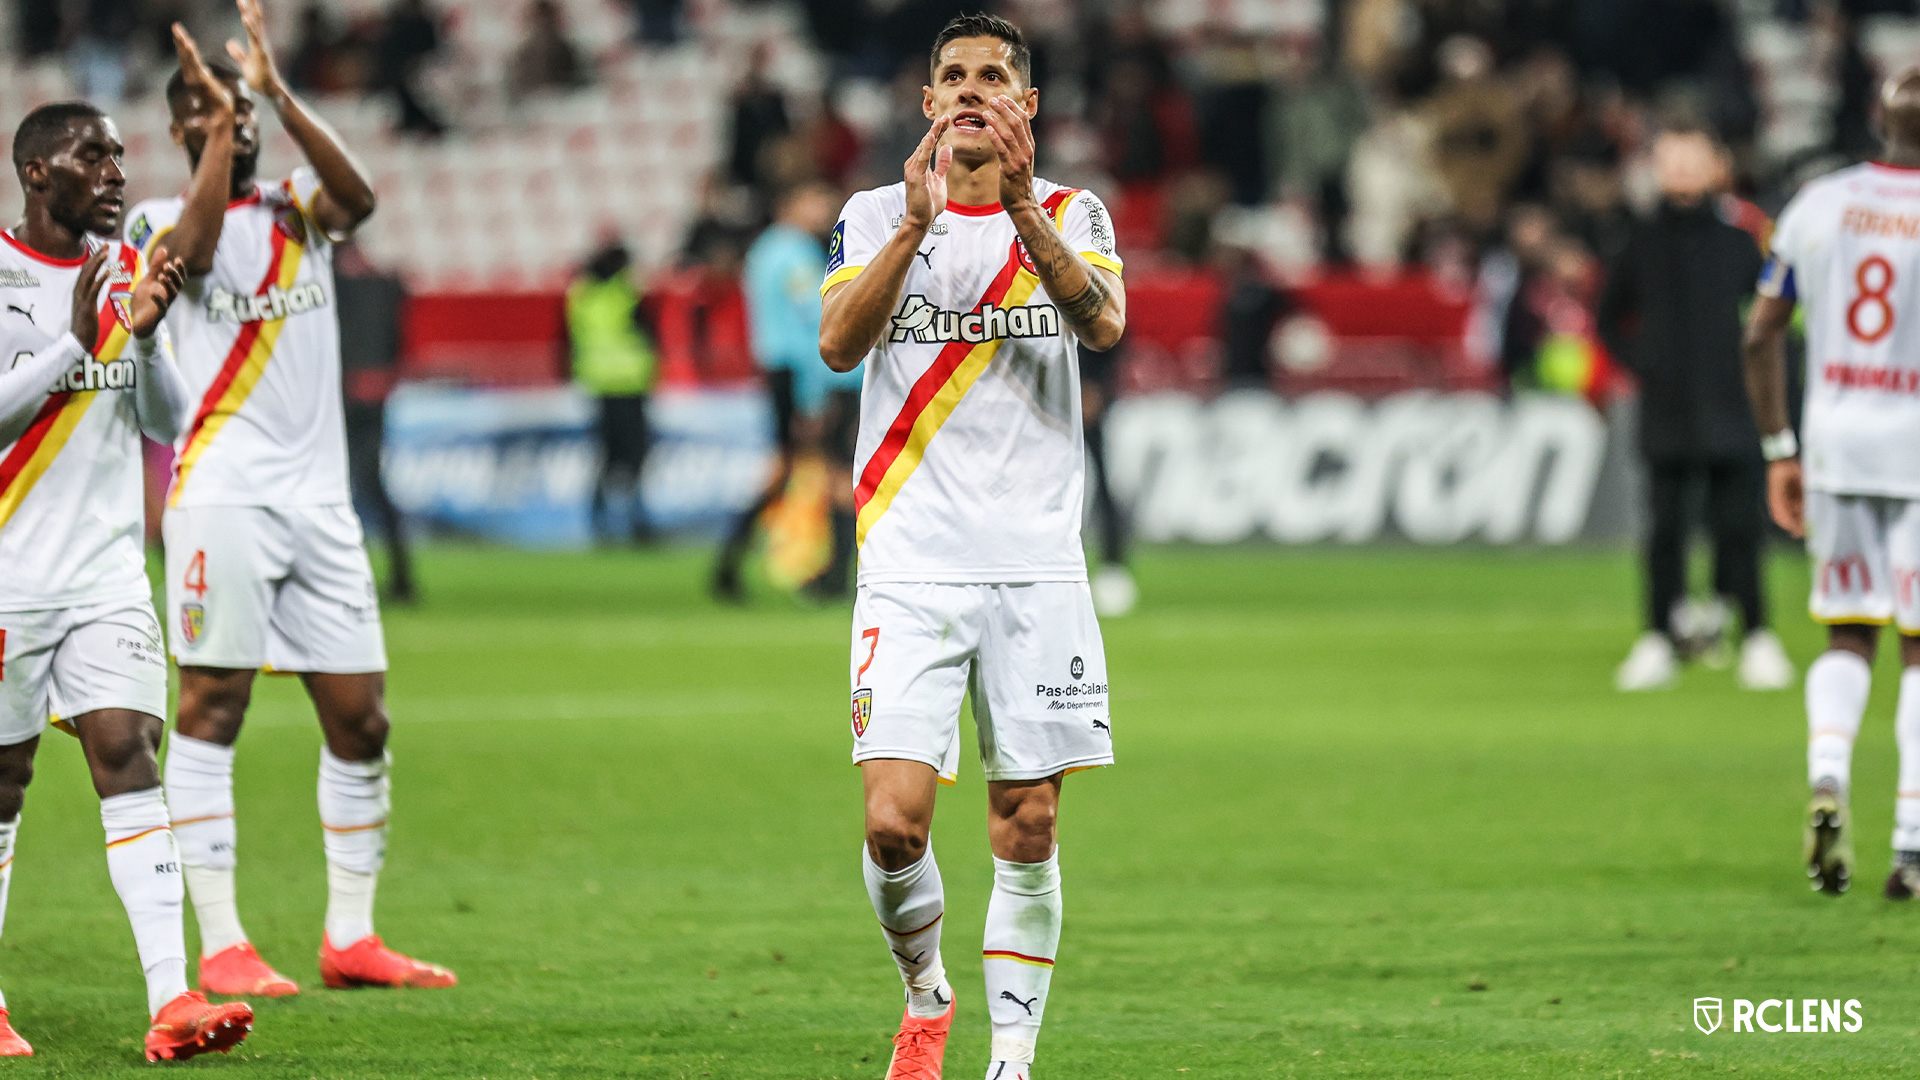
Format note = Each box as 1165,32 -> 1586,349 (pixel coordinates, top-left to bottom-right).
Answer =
3,0 -> 1911,399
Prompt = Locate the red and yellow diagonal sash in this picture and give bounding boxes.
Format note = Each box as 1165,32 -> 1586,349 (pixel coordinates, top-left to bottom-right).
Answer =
853,246 -> 1040,548
169,228 -> 305,505
0,247 -> 139,530
851,191 -> 1088,548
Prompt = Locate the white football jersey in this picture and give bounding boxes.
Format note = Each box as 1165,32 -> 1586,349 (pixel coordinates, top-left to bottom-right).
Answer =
127,166 -> 348,508
0,234 -> 156,610
1763,162 -> 1920,497
824,179 -> 1122,585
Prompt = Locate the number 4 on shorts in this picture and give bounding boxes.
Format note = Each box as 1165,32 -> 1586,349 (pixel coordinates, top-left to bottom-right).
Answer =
183,550 -> 209,599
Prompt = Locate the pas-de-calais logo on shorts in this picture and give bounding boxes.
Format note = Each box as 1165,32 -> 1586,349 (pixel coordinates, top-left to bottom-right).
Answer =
851,689 -> 873,737
1693,997 -> 1863,1034
1070,656 -> 1084,680
180,603 -> 205,645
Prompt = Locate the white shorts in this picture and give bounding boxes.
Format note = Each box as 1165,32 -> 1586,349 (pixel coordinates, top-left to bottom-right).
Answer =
164,505 -> 387,673
1806,490 -> 1920,631
0,598 -> 169,744
850,581 -> 1114,784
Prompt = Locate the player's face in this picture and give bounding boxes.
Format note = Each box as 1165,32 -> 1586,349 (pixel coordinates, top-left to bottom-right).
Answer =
924,37 -> 1036,163
35,117 -> 128,236
175,75 -> 259,179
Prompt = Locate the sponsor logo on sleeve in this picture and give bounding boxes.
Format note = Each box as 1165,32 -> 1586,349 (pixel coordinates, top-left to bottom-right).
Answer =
128,213 -> 152,252
1085,197 -> 1115,257
826,221 -> 845,275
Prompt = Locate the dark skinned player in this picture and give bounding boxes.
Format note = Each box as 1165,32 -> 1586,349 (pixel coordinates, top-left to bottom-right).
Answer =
127,0 -> 453,996
0,25 -> 258,1061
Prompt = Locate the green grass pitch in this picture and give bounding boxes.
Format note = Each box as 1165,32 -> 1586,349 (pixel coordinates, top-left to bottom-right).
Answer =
0,544 -> 1914,1077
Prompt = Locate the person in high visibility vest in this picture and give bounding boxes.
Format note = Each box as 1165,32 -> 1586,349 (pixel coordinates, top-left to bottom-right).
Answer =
568,235 -> 660,543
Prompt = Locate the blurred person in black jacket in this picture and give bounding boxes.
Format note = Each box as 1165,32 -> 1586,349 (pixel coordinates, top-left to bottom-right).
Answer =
336,242 -> 417,602
1599,126 -> 1792,692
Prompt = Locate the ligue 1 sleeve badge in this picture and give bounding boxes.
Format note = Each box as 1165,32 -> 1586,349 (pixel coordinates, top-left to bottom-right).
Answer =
851,688 -> 873,737
180,602 -> 206,646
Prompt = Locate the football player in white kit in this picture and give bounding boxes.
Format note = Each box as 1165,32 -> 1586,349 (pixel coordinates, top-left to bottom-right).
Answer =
817,15 -> 1126,1080
0,26 -> 261,1061
125,0 -> 454,995
1746,67 -> 1920,898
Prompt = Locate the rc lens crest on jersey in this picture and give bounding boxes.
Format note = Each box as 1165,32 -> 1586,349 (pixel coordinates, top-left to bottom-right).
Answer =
851,688 -> 873,737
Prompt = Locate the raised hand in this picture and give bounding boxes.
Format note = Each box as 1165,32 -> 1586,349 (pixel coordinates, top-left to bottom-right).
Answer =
903,115 -> 952,231
173,22 -> 234,115
69,247 -> 109,352
128,256 -> 189,340
983,95 -> 1037,210
227,0 -> 284,96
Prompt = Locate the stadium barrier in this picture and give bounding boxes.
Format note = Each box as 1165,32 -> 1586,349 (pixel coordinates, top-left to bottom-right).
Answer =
379,385 -> 1642,548
381,383 -> 772,546
1105,391 -> 1639,545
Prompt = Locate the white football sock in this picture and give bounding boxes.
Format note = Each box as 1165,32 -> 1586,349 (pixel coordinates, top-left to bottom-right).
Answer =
163,734 -> 248,955
982,851 -> 1062,1066
318,749 -> 388,946
863,844 -> 949,1018
1895,668 -> 1920,852
1807,650 -> 1871,791
101,789 -> 188,1016
0,817 -> 17,1009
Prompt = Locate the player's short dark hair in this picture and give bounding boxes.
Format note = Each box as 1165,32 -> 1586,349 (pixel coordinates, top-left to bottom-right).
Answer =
12,101 -> 107,172
165,57 -> 243,117
929,13 -> 1031,88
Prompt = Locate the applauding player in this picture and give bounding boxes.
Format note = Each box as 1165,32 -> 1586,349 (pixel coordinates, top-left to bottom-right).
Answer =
0,25 -> 257,1061
128,0 -> 453,996
818,15 -> 1126,1080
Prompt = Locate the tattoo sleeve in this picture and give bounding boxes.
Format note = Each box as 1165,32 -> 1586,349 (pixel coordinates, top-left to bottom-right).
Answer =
1020,218 -> 1109,328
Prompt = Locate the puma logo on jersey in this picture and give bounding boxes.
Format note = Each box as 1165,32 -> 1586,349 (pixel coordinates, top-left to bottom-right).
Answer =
890,294 -> 1060,345
48,353 -> 137,392
5,304 -> 30,322
207,281 -> 328,324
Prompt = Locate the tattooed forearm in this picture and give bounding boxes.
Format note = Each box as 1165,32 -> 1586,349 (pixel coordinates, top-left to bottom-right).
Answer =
1056,276 -> 1111,325
1019,214 -> 1109,327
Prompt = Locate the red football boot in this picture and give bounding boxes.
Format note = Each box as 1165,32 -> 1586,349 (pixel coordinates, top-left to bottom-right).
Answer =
885,995 -> 955,1080
199,943 -> 300,997
319,934 -> 457,989
143,991 -> 252,1062
0,1008 -> 31,1056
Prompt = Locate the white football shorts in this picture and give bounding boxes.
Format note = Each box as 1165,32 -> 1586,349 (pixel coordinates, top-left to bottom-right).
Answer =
0,598 -> 169,744
163,504 -> 387,673
849,581 -> 1114,783
1805,490 -> 1920,631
